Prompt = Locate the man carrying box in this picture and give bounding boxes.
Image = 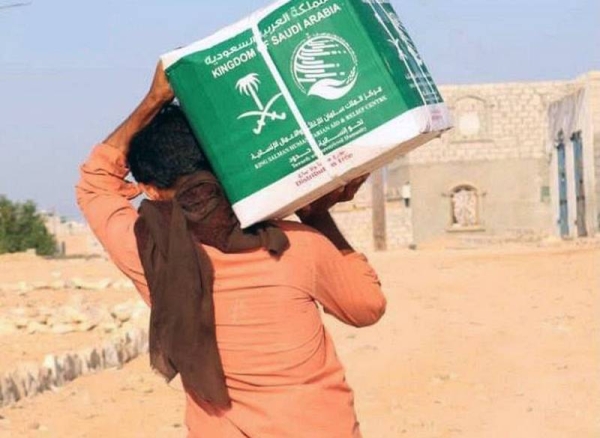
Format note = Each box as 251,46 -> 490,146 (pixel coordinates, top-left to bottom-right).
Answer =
76,62 -> 386,438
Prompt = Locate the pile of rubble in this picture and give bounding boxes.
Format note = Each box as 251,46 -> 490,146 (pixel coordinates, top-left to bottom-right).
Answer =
0,300 -> 149,336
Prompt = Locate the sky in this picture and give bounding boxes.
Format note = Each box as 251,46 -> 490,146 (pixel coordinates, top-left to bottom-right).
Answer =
0,0 -> 599,219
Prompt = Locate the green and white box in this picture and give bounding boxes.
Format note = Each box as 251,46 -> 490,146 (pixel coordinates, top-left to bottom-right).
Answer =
162,0 -> 452,228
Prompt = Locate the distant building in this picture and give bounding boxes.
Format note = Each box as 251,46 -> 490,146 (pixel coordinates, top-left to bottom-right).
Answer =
43,213 -> 104,256
333,71 -> 600,250
48,71 -> 600,255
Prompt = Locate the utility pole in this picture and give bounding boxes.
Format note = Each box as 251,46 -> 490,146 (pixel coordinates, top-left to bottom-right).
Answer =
371,168 -> 387,251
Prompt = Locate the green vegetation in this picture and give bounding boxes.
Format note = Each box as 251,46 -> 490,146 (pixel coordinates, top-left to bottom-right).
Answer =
0,196 -> 56,256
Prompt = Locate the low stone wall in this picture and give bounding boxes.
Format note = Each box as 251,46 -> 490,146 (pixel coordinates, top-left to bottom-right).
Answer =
0,327 -> 149,408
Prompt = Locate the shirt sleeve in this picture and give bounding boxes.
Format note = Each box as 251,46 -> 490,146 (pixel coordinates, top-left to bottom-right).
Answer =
75,144 -> 150,305
309,231 -> 386,328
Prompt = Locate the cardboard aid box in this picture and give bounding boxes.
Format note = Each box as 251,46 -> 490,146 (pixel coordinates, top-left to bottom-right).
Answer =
162,0 -> 452,228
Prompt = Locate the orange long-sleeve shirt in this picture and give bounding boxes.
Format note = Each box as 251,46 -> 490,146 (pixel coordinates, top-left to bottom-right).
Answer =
76,144 -> 386,438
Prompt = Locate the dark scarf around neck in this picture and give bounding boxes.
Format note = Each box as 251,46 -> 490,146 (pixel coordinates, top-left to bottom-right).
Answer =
133,171 -> 289,408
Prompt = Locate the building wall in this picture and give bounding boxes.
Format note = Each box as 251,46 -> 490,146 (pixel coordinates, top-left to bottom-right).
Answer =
410,158 -> 552,243
331,203 -> 413,252
408,80 -> 578,165
44,215 -> 104,256
386,157 -> 411,199
585,72 -> 600,231
404,78 -> 584,243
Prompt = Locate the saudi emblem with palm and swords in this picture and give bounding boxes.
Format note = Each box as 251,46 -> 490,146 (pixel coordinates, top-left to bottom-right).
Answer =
236,73 -> 287,135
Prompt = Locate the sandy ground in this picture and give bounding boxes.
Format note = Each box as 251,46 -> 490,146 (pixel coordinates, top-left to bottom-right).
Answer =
0,244 -> 598,438
0,254 -> 138,372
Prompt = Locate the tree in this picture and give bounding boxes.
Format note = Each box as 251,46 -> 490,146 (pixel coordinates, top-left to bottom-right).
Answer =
0,196 -> 56,256
236,74 -> 263,109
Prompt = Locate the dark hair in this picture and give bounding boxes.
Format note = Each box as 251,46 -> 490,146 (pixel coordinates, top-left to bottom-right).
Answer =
127,104 -> 211,189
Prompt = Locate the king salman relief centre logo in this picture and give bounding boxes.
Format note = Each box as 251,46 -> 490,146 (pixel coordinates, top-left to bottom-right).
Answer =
292,33 -> 358,101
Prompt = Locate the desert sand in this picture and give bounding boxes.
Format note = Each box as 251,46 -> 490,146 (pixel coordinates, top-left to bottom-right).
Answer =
0,242 -> 598,438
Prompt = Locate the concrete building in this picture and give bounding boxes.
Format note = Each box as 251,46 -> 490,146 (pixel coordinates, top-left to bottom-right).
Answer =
57,72 -> 600,255
43,213 -> 104,256
334,71 -> 600,250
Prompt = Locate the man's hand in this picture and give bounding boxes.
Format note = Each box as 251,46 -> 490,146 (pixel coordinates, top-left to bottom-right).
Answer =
297,175 -> 369,222
104,61 -> 175,153
295,175 -> 369,254
148,61 -> 175,103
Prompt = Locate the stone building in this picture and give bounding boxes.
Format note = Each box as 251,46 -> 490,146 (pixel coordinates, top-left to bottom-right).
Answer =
54,72 -> 600,255
333,71 -> 600,250
43,213 -> 104,256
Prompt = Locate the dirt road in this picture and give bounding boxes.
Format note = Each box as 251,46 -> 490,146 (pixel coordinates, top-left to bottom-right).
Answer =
0,244 -> 598,437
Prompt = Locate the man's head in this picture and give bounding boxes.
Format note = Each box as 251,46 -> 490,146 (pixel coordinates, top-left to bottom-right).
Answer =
128,103 -> 211,200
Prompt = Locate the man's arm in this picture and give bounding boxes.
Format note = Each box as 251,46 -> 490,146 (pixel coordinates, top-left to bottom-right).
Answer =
296,176 -> 387,327
297,211 -> 353,253
75,62 -> 174,305
104,63 -> 174,154
302,226 -> 386,328
296,175 -> 367,253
